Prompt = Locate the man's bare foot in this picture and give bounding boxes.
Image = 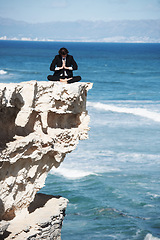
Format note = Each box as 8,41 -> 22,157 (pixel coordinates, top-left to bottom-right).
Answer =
60,78 -> 68,83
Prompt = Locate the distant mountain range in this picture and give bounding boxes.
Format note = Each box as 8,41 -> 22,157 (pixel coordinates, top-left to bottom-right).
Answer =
0,17 -> 160,42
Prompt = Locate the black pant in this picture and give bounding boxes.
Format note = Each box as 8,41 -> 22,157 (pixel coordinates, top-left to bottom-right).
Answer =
47,75 -> 81,84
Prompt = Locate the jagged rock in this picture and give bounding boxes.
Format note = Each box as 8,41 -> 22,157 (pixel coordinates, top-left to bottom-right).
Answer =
5,193 -> 68,240
0,80 -> 92,239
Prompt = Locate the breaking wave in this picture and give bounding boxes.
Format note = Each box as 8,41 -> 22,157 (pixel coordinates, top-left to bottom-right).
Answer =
87,101 -> 160,122
0,70 -> 7,75
50,167 -> 98,180
144,234 -> 160,240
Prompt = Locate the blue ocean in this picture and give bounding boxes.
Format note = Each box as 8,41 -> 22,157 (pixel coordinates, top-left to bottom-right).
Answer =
0,41 -> 160,240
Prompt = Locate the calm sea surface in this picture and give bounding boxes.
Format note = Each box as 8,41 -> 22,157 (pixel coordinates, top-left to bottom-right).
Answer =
0,41 -> 160,240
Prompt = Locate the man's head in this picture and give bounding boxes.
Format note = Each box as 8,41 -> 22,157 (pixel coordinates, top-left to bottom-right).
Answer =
59,47 -> 69,57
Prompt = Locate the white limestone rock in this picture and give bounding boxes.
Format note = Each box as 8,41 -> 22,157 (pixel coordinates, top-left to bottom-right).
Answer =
6,193 -> 68,240
0,80 -> 92,239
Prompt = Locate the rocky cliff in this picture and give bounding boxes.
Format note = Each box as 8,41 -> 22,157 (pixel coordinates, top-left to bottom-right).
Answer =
0,80 -> 92,239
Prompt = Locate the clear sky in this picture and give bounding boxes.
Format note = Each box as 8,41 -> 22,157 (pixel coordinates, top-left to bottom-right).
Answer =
0,0 -> 160,23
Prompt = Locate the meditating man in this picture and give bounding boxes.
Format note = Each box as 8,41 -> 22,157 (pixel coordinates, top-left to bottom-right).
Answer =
47,47 -> 81,84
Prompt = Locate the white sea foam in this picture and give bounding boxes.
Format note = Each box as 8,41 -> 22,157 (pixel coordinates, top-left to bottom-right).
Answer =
63,149 -> 160,176
50,167 -> 98,179
0,70 -> 7,75
87,101 -> 160,122
144,234 -> 160,240
147,192 -> 160,199
144,204 -> 155,208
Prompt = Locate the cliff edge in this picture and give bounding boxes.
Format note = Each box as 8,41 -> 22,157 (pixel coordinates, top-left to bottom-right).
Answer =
0,80 -> 92,239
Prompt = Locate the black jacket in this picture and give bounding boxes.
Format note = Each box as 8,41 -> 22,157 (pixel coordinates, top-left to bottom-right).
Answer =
50,54 -> 78,78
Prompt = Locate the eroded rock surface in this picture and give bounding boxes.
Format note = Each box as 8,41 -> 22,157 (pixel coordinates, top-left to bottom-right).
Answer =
0,80 -> 92,239
4,193 -> 68,240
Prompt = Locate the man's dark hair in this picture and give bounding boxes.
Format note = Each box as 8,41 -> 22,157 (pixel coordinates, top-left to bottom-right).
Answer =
58,47 -> 69,56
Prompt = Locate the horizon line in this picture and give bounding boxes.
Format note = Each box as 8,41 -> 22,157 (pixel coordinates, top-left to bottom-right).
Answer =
0,16 -> 160,24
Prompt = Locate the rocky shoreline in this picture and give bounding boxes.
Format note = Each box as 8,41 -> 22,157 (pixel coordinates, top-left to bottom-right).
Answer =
0,81 -> 92,239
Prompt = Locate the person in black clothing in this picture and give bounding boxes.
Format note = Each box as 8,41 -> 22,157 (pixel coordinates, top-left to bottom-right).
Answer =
47,47 -> 81,84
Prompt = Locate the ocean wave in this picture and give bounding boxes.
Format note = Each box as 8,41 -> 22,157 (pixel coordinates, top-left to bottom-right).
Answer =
144,234 -> 160,240
50,167 -> 98,180
1,68 -> 40,75
64,150 -> 160,175
87,101 -> 160,122
0,70 -> 7,75
146,192 -> 160,199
